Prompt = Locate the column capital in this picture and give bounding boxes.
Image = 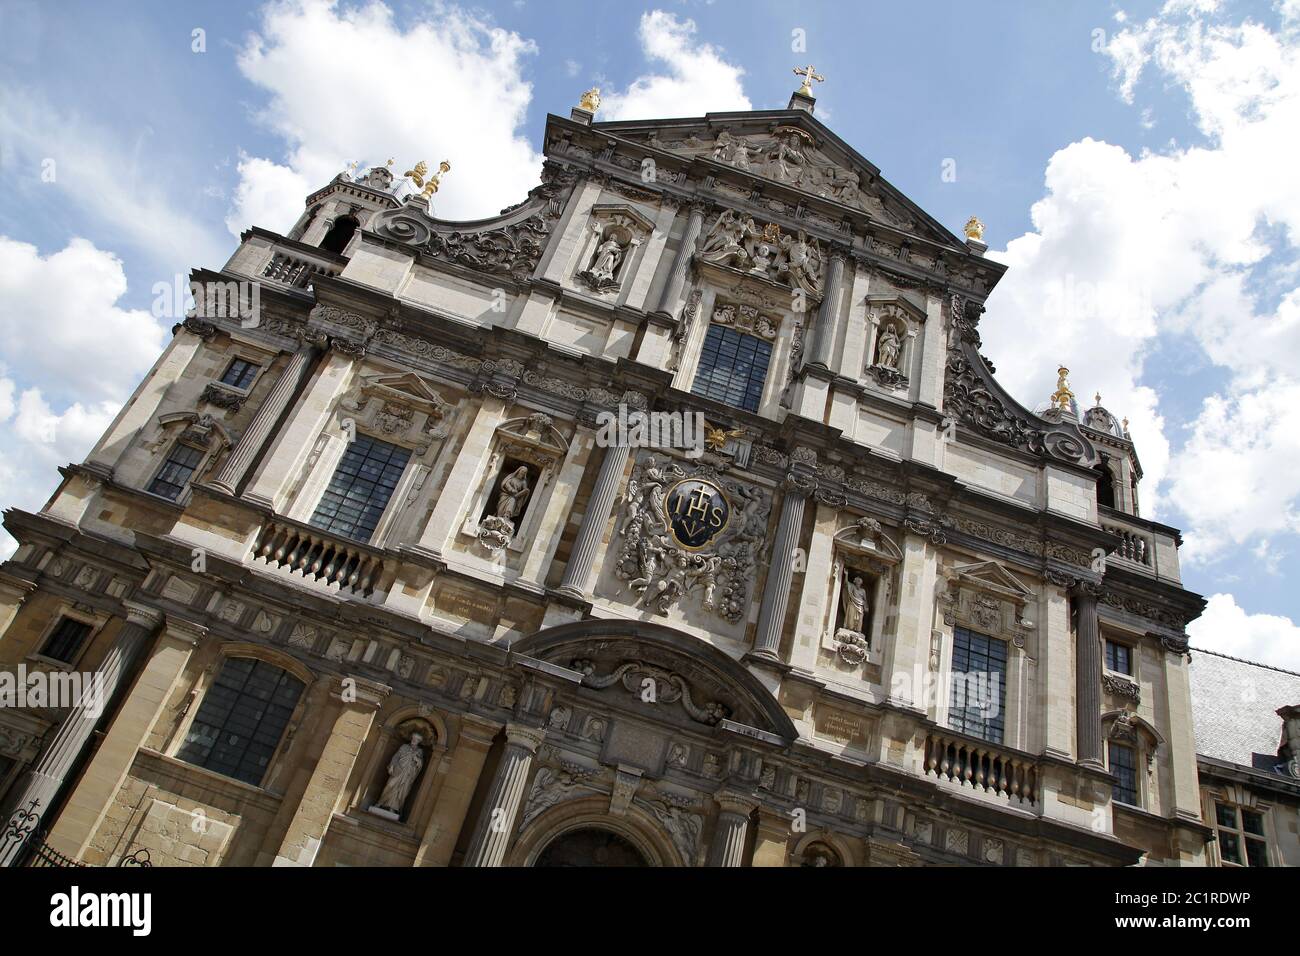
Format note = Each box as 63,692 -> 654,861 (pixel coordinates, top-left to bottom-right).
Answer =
714,787 -> 760,816
504,721 -> 546,753
334,675 -> 392,709
161,616 -> 208,647
121,601 -> 164,631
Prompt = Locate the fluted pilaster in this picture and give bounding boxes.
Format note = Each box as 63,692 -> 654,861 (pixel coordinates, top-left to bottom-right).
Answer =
557,443 -> 630,598
462,723 -> 545,867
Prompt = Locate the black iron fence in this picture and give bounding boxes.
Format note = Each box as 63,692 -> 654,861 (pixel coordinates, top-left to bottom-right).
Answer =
2,799 -> 150,867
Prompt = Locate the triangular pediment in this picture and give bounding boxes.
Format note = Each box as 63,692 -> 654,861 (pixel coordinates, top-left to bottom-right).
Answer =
358,372 -> 448,413
594,110 -> 963,249
951,561 -> 1032,599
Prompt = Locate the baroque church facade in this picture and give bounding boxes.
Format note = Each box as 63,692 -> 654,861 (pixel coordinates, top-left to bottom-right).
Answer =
0,81 -> 1213,867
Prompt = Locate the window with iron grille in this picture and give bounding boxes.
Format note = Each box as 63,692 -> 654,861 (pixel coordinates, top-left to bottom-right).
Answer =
149,442 -> 205,500
309,434 -> 411,542
948,627 -> 1008,743
1214,802 -> 1270,866
1109,740 -> 1139,806
691,325 -> 772,413
220,358 -> 260,390
1104,639 -> 1132,675
176,657 -> 304,786
38,616 -> 94,664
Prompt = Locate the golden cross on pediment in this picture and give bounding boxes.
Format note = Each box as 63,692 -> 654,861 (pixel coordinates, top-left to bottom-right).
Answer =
793,64 -> 824,96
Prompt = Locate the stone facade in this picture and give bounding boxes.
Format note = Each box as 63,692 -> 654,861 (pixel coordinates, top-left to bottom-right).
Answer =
0,90 -> 1214,867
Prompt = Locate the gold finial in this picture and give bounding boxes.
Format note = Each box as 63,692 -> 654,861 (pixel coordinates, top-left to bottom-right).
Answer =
385,157 -> 394,167
1050,365 -> 1075,412
792,64 -> 824,96
579,87 -> 601,112
964,216 -> 985,241
420,160 -> 452,199
404,160 -> 429,188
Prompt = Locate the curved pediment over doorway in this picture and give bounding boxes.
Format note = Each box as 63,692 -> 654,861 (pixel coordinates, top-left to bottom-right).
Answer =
512,619 -> 798,742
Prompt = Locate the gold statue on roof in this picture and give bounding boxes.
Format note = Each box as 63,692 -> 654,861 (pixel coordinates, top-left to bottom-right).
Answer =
964,216 -> 985,241
579,87 -> 601,112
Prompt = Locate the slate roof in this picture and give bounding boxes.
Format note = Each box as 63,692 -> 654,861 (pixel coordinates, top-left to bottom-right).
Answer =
1189,647 -> 1300,773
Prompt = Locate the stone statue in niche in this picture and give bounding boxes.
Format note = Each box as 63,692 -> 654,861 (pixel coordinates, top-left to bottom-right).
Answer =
833,567 -> 872,666
840,572 -> 868,635
478,464 -> 534,553
496,465 -> 531,520
577,220 -> 637,293
370,731 -> 426,820
589,236 -> 624,283
875,324 -> 902,370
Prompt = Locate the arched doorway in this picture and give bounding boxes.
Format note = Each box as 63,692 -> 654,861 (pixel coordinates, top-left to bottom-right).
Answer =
534,827 -> 649,867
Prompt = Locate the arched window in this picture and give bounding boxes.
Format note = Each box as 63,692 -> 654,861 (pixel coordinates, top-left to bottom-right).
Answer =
319,215 -> 359,255
176,657 -> 304,786
1094,457 -> 1116,510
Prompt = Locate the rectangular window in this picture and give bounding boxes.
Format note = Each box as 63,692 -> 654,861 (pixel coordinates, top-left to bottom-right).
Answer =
1104,639 -> 1132,675
176,657 -> 304,786
149,442 -> 205,500
1214,803 -> 1270,866
38,616 -> 94,664
691,325 -> 773,413
1109,741 -> 1139,806
220,358 -> 260,390
309,434 -> 411,542
948,627 -> 1008,743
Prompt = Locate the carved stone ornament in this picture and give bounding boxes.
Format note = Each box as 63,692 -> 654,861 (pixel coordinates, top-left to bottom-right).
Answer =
571,658 -> 732,727
339,371 -> 452,456
698,210 -> 824,301
1102,673 -> 1141,704
200,382 -> 246,412
944,294 -> 1096,467
370,160 -> 577,281
614,454 -> 769,623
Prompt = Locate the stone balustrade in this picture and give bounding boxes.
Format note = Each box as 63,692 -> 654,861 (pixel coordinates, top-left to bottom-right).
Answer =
923,730 -> 1038,807
251,517 -> 386,597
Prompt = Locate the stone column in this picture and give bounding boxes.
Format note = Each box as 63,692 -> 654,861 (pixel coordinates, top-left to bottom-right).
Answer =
708,790 -> 758,867
1072,584 -> 1104,769
273,676 -> 390,867
1,603 -> 162,865
807,249 -> 846,368
751,472 -> 814,662
45,611 -> 204,863
557,443 -> 630,598
652,203 -> 707,319
414,716 -> 499,867
209,341 -> 321,496
462,723 -> 545,867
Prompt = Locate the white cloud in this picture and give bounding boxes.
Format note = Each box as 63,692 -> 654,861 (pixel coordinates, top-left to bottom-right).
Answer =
0,237 -> 164,404
1189,593 -> 1300,672
0,237 -> 164,557
227,0 -> 544,232
601,11 -> 750,120
985,4 -> 1300,552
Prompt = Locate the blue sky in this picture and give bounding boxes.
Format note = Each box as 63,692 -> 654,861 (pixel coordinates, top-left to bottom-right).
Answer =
1,0 -> 1298,668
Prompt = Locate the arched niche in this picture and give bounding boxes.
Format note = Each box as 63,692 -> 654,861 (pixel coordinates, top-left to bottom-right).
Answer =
508,795 -> 682,867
